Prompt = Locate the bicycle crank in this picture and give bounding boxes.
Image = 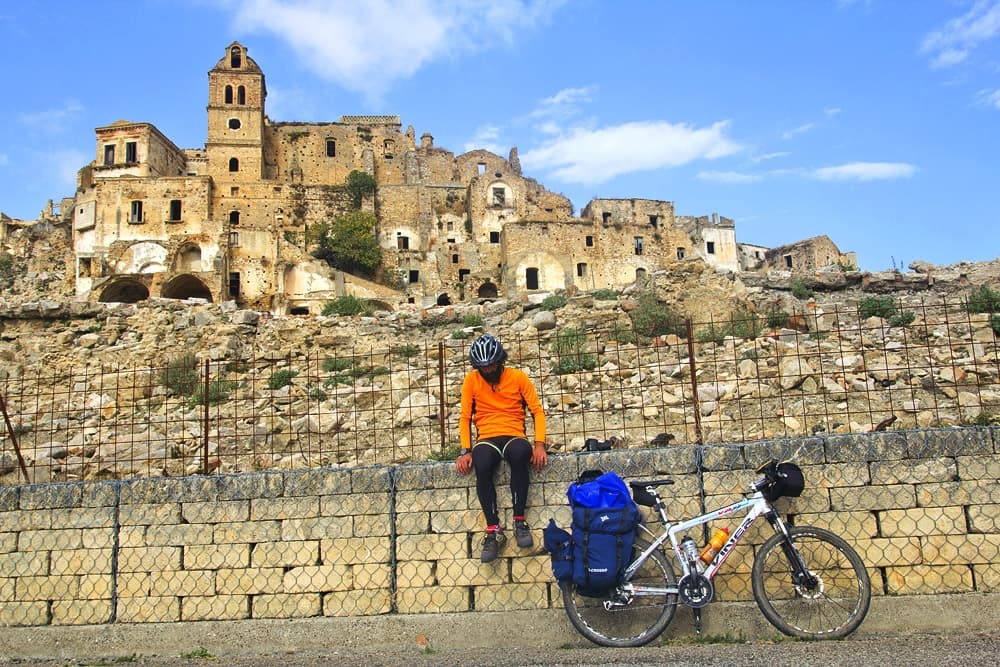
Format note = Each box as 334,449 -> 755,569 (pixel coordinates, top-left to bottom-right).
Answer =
677,573 -> 714,608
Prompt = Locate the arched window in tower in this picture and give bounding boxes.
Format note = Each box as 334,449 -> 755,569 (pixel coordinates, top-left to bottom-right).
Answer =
229,158 -> 239,172
225,85 -> 233,104
230,46 -> 242,68
237,86 -> 246,105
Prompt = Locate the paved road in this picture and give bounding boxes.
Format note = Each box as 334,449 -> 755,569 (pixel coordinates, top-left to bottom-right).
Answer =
3,631 -> 998,667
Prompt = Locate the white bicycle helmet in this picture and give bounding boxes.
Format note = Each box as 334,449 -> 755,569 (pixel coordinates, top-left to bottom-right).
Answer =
469,334 -> 507,368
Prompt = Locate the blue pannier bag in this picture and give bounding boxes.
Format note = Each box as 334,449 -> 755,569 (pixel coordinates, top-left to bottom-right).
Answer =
567,470 -> 641,596
542,518 -> 574,583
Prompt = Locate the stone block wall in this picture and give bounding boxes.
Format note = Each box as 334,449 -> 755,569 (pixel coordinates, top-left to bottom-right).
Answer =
1,428 -> 998,627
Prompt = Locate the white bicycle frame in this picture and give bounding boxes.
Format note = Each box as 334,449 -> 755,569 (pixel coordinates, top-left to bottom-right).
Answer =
622,488 -> 786,597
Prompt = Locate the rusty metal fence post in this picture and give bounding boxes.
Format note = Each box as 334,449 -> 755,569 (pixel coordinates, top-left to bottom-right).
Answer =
685,319 -> 703,445
0,393 -> 30,483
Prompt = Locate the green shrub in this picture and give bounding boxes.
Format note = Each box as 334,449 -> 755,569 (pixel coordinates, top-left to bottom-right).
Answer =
540,293 -> 568,311
859,296 -> 898,319
393,344 -> 420,358
764,306 -> 789,330
790,279 -> 814,300
608,321 -> 636,344
461,314 -> 483,327
888,311 -> 916,327
323,357 -> 353,372
696,308 -> 763,343
630,291 -> 686,338
966,285 -> 1000,314
450,329 -> 470,340
160,353 -> 199,397
991,314 -> 1000,337
190,379 -> 237,406
322,295 -> 372,317
268,369 -> 298,390
428,443 -> 464,461
593,288 -> 618,301
551,327 -> 597,374
695,323 -> 727,345
309,386 -> 328,402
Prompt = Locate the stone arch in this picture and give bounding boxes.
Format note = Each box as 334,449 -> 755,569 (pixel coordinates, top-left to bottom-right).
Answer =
477,282 -> 498,299
160,274 -> 213,302
115,241 -> 167,274
174,244 -> 203,273
98,279 -> 150,304
436,293 -> 452,306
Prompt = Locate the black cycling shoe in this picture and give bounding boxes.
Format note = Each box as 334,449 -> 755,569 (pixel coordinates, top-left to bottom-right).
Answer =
513,519 -> 533,548
481,530 -> 506,563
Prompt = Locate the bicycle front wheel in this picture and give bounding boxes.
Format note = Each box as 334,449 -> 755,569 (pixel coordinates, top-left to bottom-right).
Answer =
752,525 -> 871,639
561,536 -> 677,648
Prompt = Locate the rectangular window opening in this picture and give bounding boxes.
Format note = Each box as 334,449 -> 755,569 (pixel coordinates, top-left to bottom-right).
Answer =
492,187 -> 505,207
634,236 -> 644,256
397,235 -> 410,250
585,236 -> 594,247
408,270 -> 419,283
677,247 -> 686,260
129,200 -> 143,223
577,263 -> 587,277
489,231 -> 500,244
326,139 -> 336,157
103,145 -> 115,166
168,200 -> 182,221
784,254 -> 793,269
125,142 -> 137,163
707,241 -> 716,255
229,272 -> 241,297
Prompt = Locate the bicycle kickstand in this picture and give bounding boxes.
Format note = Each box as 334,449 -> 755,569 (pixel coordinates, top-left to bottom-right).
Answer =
692,608 -> 702,635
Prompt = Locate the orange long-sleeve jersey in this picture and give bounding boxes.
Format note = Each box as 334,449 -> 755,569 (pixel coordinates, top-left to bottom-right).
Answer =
459,367 -> 546,450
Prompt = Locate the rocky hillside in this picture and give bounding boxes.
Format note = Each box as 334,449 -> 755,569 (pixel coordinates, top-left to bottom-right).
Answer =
1,218 -> 999,483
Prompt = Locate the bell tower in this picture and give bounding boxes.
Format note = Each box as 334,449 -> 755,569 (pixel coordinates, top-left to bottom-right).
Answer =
206,42 -> 265,182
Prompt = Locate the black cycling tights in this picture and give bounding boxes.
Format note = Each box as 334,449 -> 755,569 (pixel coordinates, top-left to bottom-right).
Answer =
471,436 -> 532,527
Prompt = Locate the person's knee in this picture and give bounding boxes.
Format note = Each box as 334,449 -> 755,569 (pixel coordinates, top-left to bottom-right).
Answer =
506,439 -> 532,466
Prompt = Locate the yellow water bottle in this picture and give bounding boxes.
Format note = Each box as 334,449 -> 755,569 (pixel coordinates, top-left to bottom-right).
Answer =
700,527 -> 730,564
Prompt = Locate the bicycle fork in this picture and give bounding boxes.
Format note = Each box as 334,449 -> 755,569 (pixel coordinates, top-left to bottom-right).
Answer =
766,511 -> 820,591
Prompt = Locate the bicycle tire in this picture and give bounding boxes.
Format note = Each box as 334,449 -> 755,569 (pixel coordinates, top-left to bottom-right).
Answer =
561,536 -> 678,648
752,525 -> 871,639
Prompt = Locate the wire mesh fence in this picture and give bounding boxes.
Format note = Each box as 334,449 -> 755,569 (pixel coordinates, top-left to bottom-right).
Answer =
2,296 -> 999,485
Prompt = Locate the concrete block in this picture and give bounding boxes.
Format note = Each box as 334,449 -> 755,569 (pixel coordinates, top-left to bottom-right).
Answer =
252,592 -> 321,618
251,540 -> 319,568
182,499 -> 249,524
216,567 -> 284,595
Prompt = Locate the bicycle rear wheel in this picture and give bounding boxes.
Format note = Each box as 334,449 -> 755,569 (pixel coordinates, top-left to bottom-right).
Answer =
752,525 -> 871,639
561,536 -> 677,648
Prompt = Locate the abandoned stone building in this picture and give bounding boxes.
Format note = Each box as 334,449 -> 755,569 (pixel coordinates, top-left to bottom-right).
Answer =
4,42 -> 853,314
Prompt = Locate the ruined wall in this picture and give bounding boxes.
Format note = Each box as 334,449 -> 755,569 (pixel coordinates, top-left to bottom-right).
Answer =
502,219 -> 691,294
1,429 -> 997,627
764,235 -> 848,273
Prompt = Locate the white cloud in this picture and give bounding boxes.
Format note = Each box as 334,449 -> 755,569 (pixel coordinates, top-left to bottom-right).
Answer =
781,121 -> 816,140
976,87 -> 1000,109
521,120 -> 742,185
463,125 -> 506,154
697,170 -> 761,184
226,0 -> 564,101
752,151 -> 790,163
813,161 -> 917,181
17,101 -> 84,129
921,0 -> 1000,68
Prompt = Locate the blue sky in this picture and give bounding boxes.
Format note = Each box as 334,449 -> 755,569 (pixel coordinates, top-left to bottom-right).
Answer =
1,0 -> 998,271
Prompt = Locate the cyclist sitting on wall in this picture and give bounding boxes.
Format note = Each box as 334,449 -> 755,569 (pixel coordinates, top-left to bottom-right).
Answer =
455,334 -> 548,563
